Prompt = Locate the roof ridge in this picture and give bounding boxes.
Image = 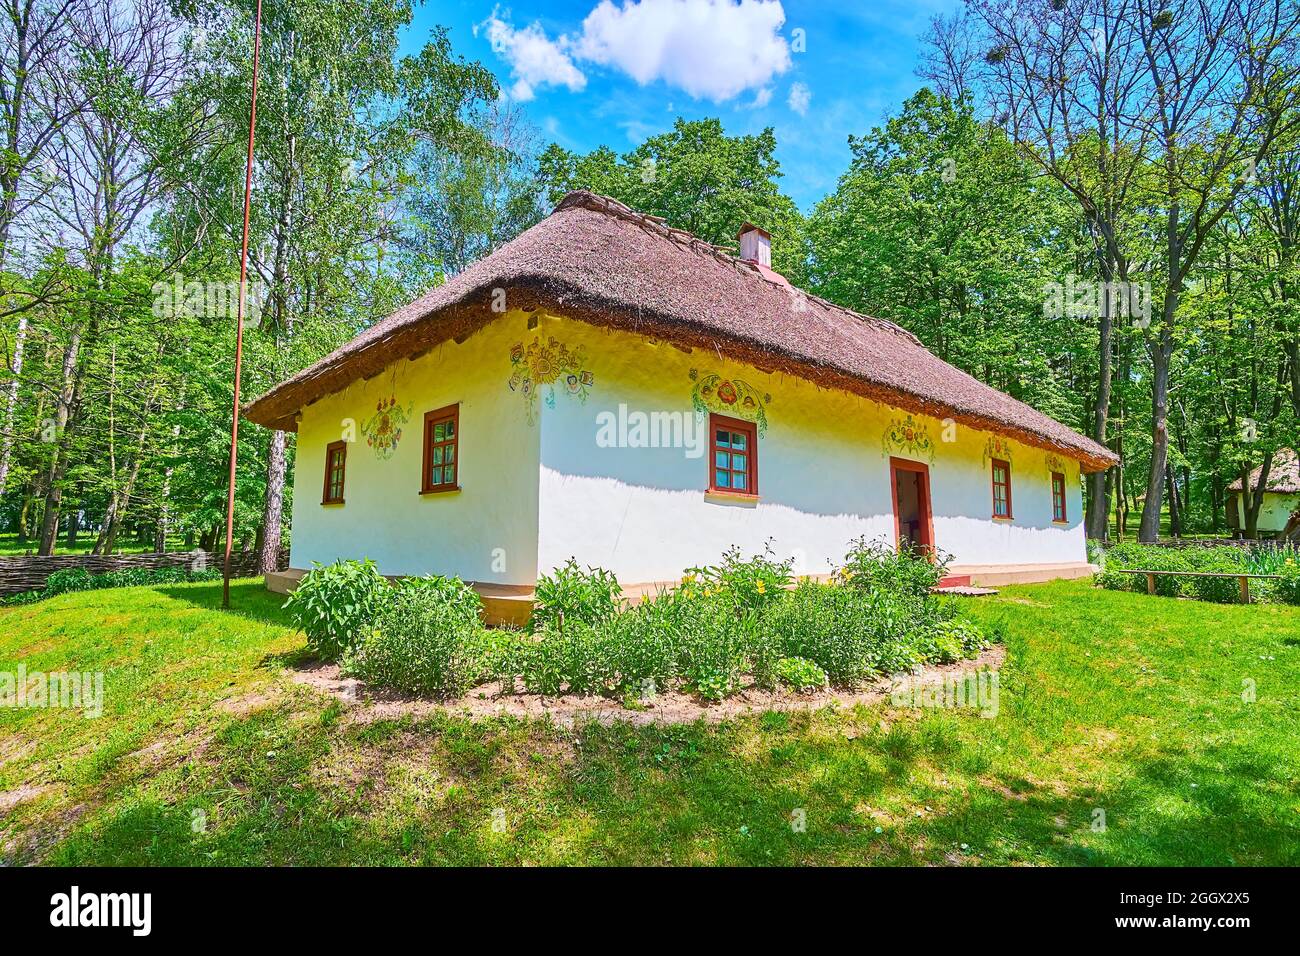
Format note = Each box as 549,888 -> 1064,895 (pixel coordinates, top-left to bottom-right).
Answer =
552,190 -> 921,346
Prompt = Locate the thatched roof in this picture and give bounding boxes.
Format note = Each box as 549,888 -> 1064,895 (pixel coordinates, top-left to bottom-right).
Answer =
1226,449 -> 1300,494
245,191 -> 1118,472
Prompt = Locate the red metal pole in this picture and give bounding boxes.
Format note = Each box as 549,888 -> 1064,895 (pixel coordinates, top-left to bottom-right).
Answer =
222,0 -> 263,610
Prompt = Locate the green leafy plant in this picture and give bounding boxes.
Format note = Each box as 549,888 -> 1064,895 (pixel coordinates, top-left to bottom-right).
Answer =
1272,557 -> 1300,606
835,536 -> 949,597
42,568 -> 94,595
682,541 -> 793,615
772,656 -> 827,693
350,577 -> 487,698
530,558 -> 623,633
283,559 -> 389,661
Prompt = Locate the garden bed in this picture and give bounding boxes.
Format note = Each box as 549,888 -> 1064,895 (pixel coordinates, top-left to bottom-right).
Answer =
282,541 -> 1003,710
292,644 -> 1007,727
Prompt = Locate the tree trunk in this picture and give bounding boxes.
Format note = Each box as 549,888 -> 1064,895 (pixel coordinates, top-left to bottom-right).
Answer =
260,430 -> 286,573
1165,463 -> 1181,538
258,140 -> 297,576
1242,453 -> 1274,540
37,324 -> 88,555
1138,330 -> 1174,543
0,313 -> 29,498
1085,256 -> 1116,541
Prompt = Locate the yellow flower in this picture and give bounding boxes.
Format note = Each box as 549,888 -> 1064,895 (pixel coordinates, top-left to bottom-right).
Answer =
756,580 -> 767,594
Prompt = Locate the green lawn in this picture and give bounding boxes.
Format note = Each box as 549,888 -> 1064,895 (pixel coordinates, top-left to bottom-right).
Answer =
1,577 -> 1296,865
0,533 -> 191,557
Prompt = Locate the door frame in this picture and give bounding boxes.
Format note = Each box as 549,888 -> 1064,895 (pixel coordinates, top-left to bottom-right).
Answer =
889,456 -> 935,555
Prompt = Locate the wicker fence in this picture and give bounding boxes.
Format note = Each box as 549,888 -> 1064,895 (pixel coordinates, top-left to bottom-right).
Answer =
0,548 -> 287,598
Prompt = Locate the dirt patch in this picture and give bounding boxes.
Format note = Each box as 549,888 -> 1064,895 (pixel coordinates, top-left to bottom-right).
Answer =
0,737 -> 37,769
0,784 -> 48,812
215,687 -> 282,716
292,646 -> 1007,728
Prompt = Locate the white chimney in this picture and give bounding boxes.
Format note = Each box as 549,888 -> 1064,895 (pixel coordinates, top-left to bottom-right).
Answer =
736,222 -> 771,267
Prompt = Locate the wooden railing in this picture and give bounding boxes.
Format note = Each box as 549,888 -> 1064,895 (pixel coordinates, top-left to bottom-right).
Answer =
1114,568 -> 1282,604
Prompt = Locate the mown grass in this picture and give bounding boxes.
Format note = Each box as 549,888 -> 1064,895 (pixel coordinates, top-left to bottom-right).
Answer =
0,533 -> 198,557
1,578 -> 1297,865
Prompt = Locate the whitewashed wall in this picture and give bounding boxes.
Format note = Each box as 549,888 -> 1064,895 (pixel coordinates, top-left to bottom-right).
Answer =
286,309 -> 1091,587
1235,492 -> 1300,533
535,315 -> 1088,583
288,313 -> 540,585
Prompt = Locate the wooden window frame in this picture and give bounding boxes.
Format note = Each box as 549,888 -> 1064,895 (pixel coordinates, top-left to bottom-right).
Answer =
322,440 -> 347,505
707,413 -> 758,499
1051,471 -> 1068,523
991,458 -> 1013,519
420,403 -> 461,495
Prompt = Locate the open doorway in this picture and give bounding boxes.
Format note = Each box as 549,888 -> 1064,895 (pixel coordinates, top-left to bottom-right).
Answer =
890,457 -> 934,555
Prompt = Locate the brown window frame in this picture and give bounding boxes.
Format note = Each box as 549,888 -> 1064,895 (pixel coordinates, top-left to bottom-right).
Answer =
708,413 -> 758,497
1051,471 -> 1067,523
991,457 -> 1013,519
322,440 -> 347,505
421,403 -> 460,495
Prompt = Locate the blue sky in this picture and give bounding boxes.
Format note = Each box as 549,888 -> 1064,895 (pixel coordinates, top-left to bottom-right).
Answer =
405,0 -> 960,211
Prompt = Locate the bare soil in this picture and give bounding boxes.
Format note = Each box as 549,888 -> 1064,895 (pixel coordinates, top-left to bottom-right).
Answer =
290,645 -> 1006,728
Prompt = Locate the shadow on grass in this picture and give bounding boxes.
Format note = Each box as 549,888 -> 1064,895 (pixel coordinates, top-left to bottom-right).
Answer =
154,578 -> 292,629
40,705 -> 1300,867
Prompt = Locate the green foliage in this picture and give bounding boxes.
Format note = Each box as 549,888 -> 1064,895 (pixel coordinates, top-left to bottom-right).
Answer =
1097,544 -> 1196,596
530,559 -> 623,633
23,564 -> 220,603
349,576 -> 487,698
43,568 -> 94,596
511,541 -> 983,701
772,656 -> 828,693
283,559 -> 389,661
1270,557 -> 1300,606
683,542 -> 792,614
836,536 -> 948,597
519,621 -> 617,697
537,118 -> 807,282
765,580 -> 934,685
805,89 -> 1084,420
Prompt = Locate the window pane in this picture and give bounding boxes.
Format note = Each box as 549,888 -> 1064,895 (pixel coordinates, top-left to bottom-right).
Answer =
715,429 -> 729,447
731,432 -> 746,450
715,470 -> 731,488
431,446 -> 443,465
733,473 -> 747,491
715,450 -> 728,468
445,445 -> 454,463
433,423 -> 445,442
445,420 -> 455,437
445,464 -> 456,485
429,466 -> 442,486
732,453 -> 746,473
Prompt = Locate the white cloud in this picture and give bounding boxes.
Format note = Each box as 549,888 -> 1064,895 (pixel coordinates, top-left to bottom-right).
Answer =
747,87 -> 773,109
476,9 -> 587,102
482,1 -> 793,104
787,80 -> 811,116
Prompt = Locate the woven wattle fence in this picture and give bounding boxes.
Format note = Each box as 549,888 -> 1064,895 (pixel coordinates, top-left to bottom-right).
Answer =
0,548 -> 287,597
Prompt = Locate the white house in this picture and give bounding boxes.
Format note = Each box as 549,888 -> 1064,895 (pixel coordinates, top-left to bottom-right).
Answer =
1226,449 -> 1300,538
245,192 -> 1117,623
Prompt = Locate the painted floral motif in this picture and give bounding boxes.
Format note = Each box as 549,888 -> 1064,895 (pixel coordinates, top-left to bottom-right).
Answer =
1044,452 -> 1068,476
982,434 -> 1015,466
689,368 -> 771,435
882,413 -> 935,464
360,396 -> 413,460
509,336 -> 594,424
